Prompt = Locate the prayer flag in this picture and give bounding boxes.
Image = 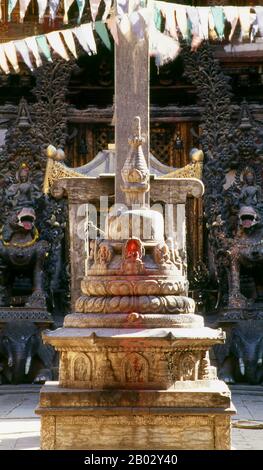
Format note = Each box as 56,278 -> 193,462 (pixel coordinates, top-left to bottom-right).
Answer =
15,40 -> 34,70
61,29 -> 77,58
46,31 -> 70,60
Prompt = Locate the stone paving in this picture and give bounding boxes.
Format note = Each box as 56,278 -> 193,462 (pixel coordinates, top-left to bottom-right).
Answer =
0,384 -> 262,450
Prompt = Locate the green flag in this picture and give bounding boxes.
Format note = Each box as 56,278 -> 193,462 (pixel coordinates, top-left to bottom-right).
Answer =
95,21 -> 111,50
36,35 -> 52,62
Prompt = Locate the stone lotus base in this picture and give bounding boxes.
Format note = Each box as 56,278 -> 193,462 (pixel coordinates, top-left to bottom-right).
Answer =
36,381 -> 235,450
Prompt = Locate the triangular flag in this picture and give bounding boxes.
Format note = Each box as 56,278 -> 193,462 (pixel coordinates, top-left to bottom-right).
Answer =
197,7 -> 210,40
256,6 -> 263,37
19,0 -> 31,22
102,0 -> 112,21
63,0 -> 74,24
106,15 -> 119,45
211,6 -> 225,40
37,0 -> 48,23
223,6 -> 239,41
159,2 -> 177,39
95,20 -> 111,50
90,0 -> 101,22
61,29 -> 77,58
80,23 -> 97,54
129,11 -> 145,40
46,31 -> 70,60
0,1 -> 2,22
187,6 -> 202,38
208,9 -> 217,41
175,5 -> 188,40
15,40 -> 34,70
154,4 -> 162,32
73,25 -> 92,55
76,0 -> 85,24
49,0 -> 60,21
3,41 -> 19,72
8,0 -> 17,21
150,29 -> 180,67
118,13 -> 131,38
116,0 -> 128,16
238,6 -> 253,42
0,45 -> 10,74
25,36 -> 42,67
36,35 -> 53,62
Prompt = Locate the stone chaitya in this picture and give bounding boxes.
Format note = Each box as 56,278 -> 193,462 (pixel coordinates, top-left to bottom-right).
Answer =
36,116 -> 234,450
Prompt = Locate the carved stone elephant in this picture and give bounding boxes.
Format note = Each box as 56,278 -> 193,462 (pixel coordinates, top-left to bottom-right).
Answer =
0,321 -> 56,384
214,320 -> 263,385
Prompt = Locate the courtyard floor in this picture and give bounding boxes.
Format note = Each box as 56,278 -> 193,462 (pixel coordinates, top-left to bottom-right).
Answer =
0,384 -> 262,450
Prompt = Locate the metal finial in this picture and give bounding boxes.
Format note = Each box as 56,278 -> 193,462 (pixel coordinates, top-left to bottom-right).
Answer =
121,116 -> 149,206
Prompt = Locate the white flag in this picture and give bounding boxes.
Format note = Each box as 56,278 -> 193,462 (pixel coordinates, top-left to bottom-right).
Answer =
118,13 -> 131,38
150,29 -> 180,67
90,0 -> 101,22
0,45 -> 10,74
256,6 -> 263,37
73,25 -> 92,54
25,36 -> 43,67
197,7 -> 210,40
61,29 -> 77,58
102,0 -> 112,21
80,23 -> 97,54
223,6 -> 239,41
46,31 -> 70,60
3,41 -> 19,72
15,40 -> 34,70
37,0 -> 48,22
238,6 -> 253,41
158,2 -> 178,39
49,0 -> 60,21
175,5 -> 188,40
19,0 -> 31,22
63,0 -> 74,24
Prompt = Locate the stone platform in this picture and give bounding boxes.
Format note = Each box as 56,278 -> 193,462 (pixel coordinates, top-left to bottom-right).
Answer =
36,380 -> 235,450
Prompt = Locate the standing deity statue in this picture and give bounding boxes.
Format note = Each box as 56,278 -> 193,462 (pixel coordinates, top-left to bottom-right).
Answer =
239,168 -> 262,208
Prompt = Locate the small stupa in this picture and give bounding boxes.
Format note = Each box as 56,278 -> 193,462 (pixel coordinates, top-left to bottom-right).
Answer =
36,117 -> 234,450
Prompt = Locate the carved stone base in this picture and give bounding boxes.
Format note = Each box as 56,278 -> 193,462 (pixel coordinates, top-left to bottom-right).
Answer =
219,307 -> 263,321
0,307 -> 53,328
42,327 -> 225,389
36,381 -> 234,450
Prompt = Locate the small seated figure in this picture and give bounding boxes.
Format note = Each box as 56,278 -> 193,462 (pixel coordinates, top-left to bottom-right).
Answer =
122,238 -> 145,275
6,164 -> 41,209
239,168 -> 261,208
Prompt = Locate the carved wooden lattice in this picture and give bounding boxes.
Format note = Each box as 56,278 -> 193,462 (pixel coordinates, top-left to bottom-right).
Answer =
70,123 -> 194,169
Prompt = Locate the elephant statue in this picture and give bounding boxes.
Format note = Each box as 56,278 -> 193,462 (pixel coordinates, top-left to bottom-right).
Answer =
0,320 -> 56,384
214,320 -> 263,385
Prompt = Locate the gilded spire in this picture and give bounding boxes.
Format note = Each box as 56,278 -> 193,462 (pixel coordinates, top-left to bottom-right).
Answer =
121,116 -> 149,206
